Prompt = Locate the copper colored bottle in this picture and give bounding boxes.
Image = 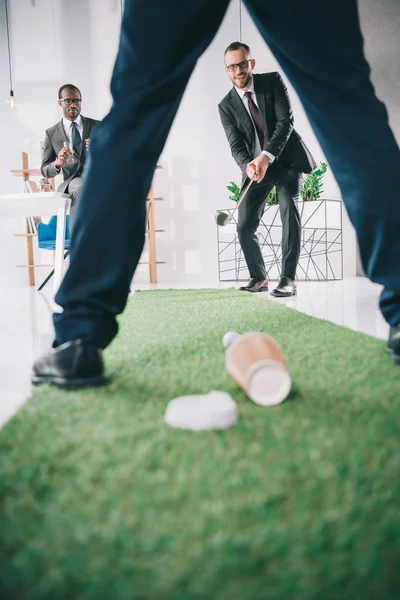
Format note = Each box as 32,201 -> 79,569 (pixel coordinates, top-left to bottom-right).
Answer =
224,332 -> 291,406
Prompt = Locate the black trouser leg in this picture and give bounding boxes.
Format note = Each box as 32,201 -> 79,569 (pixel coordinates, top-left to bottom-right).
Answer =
53,0 -> 231,348
237,175 -> 275,280
276,167 -> 301,280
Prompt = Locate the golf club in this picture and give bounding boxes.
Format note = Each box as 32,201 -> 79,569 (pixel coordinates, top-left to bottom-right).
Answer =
215,174 -> 256,226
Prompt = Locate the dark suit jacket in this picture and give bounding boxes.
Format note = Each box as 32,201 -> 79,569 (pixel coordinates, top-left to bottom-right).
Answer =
218,72 -> 315,176
41,116 -> 100,193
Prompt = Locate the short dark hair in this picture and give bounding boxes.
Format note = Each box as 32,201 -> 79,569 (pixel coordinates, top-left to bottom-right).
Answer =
224,42 -> 251,58
58,84 -> 81,99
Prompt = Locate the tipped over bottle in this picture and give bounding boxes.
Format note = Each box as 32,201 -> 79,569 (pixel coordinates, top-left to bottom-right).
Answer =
223,331 -> 291,406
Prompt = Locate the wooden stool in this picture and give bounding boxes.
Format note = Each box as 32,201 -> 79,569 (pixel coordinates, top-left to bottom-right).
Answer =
142,166 -> 166,284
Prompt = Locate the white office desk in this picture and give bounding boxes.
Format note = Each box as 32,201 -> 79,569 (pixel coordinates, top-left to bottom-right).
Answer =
0,192 -> 71,297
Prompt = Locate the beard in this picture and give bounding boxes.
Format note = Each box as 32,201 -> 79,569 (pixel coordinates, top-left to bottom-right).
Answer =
234,72 -> 252,89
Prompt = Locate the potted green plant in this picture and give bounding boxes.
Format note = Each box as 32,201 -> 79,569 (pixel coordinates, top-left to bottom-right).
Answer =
225,161 -> 329,226
220,161 -> 342,283
226,181 -> 241,204
226,181 -> 278,206
264,161 -> 328,205
300,161 -> 328,201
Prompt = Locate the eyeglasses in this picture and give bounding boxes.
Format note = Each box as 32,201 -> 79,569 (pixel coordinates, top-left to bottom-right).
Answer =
60,98 -> 82,105
225,60 -> 251,73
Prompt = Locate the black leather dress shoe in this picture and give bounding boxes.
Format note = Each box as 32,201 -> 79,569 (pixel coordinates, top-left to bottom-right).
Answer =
386,325 -> 400,365
239,277 -> 269,293
32,340 -> 109,389
270,276 -> 297,297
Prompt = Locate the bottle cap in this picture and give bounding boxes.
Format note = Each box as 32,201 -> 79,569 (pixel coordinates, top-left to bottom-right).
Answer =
164,390 -> 238,430
222,331 -> 240,348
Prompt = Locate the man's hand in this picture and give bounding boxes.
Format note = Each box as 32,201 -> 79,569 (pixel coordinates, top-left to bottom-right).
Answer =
246,153 -> 270,183
55,146 -> 71,168
85,138 -> 91,151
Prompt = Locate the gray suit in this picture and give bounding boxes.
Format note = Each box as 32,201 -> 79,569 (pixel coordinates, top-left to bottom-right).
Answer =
41,116 -> 99,229
41,116 -> 99,193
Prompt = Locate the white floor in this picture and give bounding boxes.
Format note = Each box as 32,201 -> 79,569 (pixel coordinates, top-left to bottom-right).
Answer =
0,277 -> 387,428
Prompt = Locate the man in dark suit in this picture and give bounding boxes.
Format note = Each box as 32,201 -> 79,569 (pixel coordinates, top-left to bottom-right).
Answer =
41,84 -> 99,227
32,0 -> 400,388
219,42 -> 315,296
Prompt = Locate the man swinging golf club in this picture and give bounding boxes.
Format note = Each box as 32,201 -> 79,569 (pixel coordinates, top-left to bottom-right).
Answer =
219,42 -> 315,296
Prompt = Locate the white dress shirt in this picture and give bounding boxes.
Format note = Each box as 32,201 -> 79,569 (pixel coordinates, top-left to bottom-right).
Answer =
54,115 -> 83,173
235,81 -> 275,163
63,114 -> 83,143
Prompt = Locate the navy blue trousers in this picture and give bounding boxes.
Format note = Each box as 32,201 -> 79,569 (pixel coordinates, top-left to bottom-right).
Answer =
54,0 -> 400,348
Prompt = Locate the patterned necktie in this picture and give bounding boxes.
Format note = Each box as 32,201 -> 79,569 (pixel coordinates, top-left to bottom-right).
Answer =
244,91 -> 268,150
71,121 -> 82,156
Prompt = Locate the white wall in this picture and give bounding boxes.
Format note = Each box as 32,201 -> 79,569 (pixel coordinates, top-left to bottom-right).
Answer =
0,0 -> 121,287
4,0 -> 382,288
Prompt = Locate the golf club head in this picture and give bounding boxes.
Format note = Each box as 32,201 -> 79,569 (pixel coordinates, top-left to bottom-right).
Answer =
215,211 -> 234,226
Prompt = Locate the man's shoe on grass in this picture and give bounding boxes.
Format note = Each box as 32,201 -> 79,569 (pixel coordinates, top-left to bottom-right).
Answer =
32,339 -> 109,389
386,325 -> 400,365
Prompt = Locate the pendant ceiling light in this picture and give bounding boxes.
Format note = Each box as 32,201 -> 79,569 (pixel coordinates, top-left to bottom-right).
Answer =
5,0 -> 16,108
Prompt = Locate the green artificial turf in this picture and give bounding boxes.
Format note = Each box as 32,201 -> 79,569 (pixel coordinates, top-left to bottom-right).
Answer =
1,288 -> 400,600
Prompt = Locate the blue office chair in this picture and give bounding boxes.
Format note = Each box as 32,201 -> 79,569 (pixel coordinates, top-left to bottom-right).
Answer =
37,215 -> 70,291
